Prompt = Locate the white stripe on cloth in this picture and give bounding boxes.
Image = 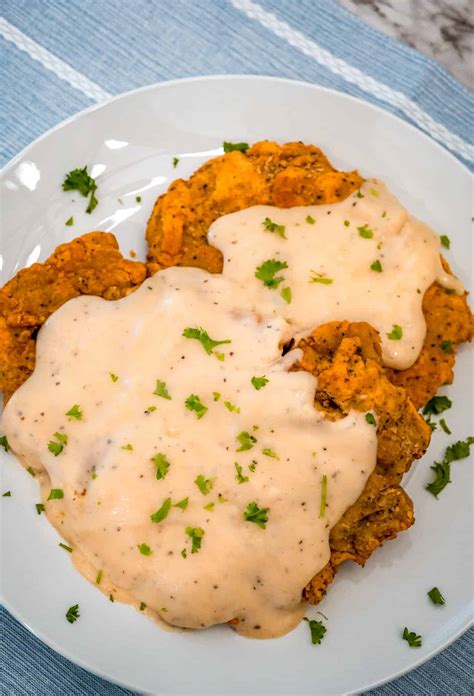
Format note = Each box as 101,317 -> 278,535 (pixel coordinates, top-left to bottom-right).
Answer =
231,0 -> 474,163
0,17 -> 112,103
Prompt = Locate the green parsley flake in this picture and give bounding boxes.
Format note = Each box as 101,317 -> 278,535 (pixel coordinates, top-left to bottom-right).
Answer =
382,210 -> 387,218
62,166 -> 98,213
186,526 -> 205,554
2,491 -> 11,497
262,217 -> 287,239
365,413 -> 377,426
235,462 -> 249,484
426,437 -> 474,497
402,627 -> 422,648
174,497 -> 189,511
306,215 -> 316,225
185,394 -> 208,419
387,324 -> 403,340
304,617 -> 327,645
370,188 -> 379,197
146,405 -> 157,413
204,502 -> 215,511
213,391 -> 221,401
66,604 -> 80,624
255,259 -> 288,289
236,431 -> 257,452
223,141 -> 249,153
150,497 -> 172,523
428,587 -> 445,605
153,379 -> 172,400
96,569 -> 103,585
121,443 -> 133,451
440,235 -> 450,249
36,503 -> 45,515
356,190 -> 365,199
309,270 -> 333,285
136,196 -> 142,202
151,452 -> 170,480
280,286 -> 292,303
65,216 -> 74,227
244,501 -> 268,529
343,219 -> 350,227
357,224 -> 374,239
48,432 -> 68,456
27,466 -> 36,477
224,400 -> 240,414
109,372 -> 119,382
370,260 -> 383,273
195,475 -> 214,495
109,594 -> 115,602
66,404 -> 83,420
137,543 -> 153,556
0,435 -> 9,452
251,376 -> 269,390
439,418 -> 451,435
59,542 -> 73,553
172,157 -> 179,168
262,448 -> 279,459
423,396 -> 452,417
182,327 -> 231,355
139,602 -> 146,611
319,474 -> 327,518
47,488 -> 64,500
440,340 -> 453,353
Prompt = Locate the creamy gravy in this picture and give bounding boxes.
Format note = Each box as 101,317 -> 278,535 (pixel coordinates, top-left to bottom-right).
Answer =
209,179 -> 463,369
3,267 -> 376,638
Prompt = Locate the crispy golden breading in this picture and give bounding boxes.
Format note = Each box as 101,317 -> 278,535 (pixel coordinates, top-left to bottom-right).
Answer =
0,232 -> 146,402
293,322 -> 431,604
146,141 -> 363,274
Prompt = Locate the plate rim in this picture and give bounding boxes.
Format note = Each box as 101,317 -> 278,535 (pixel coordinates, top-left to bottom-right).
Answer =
1,73 -> 472,695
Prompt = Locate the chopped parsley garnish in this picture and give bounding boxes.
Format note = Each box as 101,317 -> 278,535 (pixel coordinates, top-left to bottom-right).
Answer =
249,461 -> 257,472
251,376 -> 269,390
356,190 -> 365,198
440,235 -> 450,249
370,188 -> 379,197
262,217 -> 287,239
48,432 -> 68,456
235,462 -> 249,484
174,497 -> 189,511
423,396 -> 452,417
59,542 -> 73,553
121,443 -> 133,451
153,379 -> 172,400
441,340 -> 453,353
151,452 -> 170,480
244,501 -> 268,529
137,543 -> 153,556
195,475 -> 214,495
370,260 -> 383,272
2,491 -> 11,497
426,437 -> 474,497
319,474 -> 327,518
439,418 -> 451,435
0,435 -> 9,452
236,431 -> 257,452
213,391 -> 221,401
387,324 -> 403,340
223,141 -> 249,153
186,526 -> 205,553
303,617 -> 327,645
36,503 -> 45,515
65,604 -> 80,624
150,497 -> 172,523
109,372 -> 119,382
309,271 -> 333,285
109,594 -> 115,602
172,157 -> 179,168
66,404 -> 83,420
224,400 -> 240,414
181,548 -> 187,558
96,569 -> 103,585
357,224 -> 374,239
204,502 -> 215,511
381,210 -> 387,218
255,259 -> 288,289
280,287 -> 292,303
139,602 -> 146,611
343,219 -> 350,227
136,196 -> 142,202
27,466 -> 36,477
262,448 -> 279,459
306,215 -> 316,224
402,627 -> 422,647
428,587 -> 445,605
182,327 -> 231,355
365,413 -> 377,426
185,394 -> 208,419
65,216 -> 74,226
62,166 -> 98,213
47,488 -> 64,500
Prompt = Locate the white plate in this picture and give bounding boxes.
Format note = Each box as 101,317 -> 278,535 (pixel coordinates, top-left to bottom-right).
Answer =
1,76 -> 472,696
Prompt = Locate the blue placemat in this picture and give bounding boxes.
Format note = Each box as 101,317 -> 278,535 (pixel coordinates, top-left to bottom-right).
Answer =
0,1 -> 472,693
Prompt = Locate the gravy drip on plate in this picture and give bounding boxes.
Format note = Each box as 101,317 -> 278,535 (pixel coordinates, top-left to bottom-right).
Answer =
209,179 -> 463,370
2,268 -> 376,638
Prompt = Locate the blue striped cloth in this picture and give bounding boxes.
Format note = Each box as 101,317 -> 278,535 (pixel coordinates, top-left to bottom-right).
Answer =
0,1 -> 472,693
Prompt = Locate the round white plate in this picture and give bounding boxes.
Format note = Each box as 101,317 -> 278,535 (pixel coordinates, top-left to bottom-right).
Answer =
1,76 -> 472,696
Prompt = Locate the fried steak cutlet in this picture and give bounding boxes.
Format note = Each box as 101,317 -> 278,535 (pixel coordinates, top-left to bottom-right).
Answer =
0,232 -> 146,402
